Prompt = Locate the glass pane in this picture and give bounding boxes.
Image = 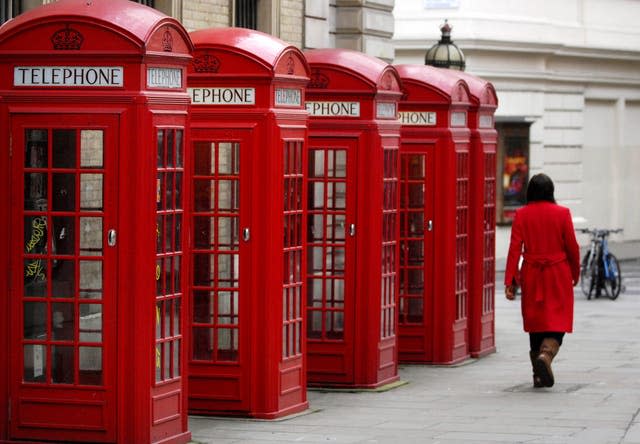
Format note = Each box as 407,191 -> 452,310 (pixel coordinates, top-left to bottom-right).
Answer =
80,130 -> 104,168
52,129 -> 76,168
327,311 -> 344,339
51,260 -> 75,298
309,214 -> 324,242
24,216 -> 47,254
164,214 -> 174,252
52,173 -> 75,211
156,173 -> 164,211
192,327 -> 213,361
156,216 -> 164,253
164,257 -> 173,295
408,269 -> 424,292
193,291 -> 213,323
309,182 -> 324,209
165,172 -> 174,210
24,259 -> 47,296
408,155 -> 425,179
327,247 -> 345,273
407,241 -> 424,264
175,172 -> 183,210
52,303 -> 74,340
193,254 -> 214,286
24,302 -> 46,339
173,340 -> 180,377
79,346 -> 102,385
218,217 -> 238,250
408,298 -> 424,323
307,311 -> 322,338
24,173 -> 47,211
309,150 -> 324,177
174,299 -> 181,336
52,216 -> 74,255
218,254 -> 239,288
218,180 -> 239,212
156,260 -> 163,295
155,344 -> 162,382
407,212 -> 424,235
25,129 -> 48,168
193,216 -> 213,249
334,150 -> 347,177
194,179 -> 214,211
173,256 -> 181,293
175,130 -> 183,168
80,174 -> 103,211
79,304 -> 102,342
163,342 -> 171,379
218,142 -> 239,174
217,328 -> 238,361
52,345 -> 74,384
156,302 -> 162,338
80,217 -> 102,255
194,142 -> 214,175
327,214 -> 345,242
167,130 -> 175,168
408,183 -> 424,208
157,129 -> 164,168
175,215 -> 182,251
308,278 -> 323,307
23,344 -> 46,383
79,260 -> 102,299
165,300 -> 173,338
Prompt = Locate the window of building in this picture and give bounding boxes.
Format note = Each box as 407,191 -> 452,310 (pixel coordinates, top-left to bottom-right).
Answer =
235,0 -> 257,29
1,0 -> 22,24
133,0 -> 155,7
496,121 -> 531,224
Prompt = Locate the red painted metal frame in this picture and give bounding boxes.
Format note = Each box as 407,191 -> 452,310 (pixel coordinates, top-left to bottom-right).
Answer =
395,65 -> 472,365
449,71 -> 499,358
0,1 -> 193,442
305,49 -> 402,388
186,28 -> 310,419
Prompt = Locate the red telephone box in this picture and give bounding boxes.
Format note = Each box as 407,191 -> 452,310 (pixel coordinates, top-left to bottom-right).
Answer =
395,64 -> 472,364
450,71 -> 498,358
0,1 -> 192,442
304,49 -> 402,388
187,28 -> 310,418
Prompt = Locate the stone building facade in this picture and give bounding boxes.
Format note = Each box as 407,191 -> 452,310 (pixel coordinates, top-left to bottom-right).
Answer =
394,0 -> 640,248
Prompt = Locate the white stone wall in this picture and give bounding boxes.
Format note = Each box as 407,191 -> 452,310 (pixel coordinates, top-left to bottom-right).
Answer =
394,0 -> 640,244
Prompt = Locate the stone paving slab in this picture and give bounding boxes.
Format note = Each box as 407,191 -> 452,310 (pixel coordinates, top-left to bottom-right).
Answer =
190,259 -> 640,443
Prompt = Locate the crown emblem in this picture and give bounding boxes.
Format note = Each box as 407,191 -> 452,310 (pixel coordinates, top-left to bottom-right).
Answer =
193,53 -> 221,73
308,69 -> 329,89
51,25 -> 84,50
162,29 -> 173,52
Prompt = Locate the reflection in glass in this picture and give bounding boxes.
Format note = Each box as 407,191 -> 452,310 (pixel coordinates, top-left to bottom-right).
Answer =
167,130 -> 175,168
24,302 -> 46,339
80,217 -> 102,255
80,174 -> 103,211
217,328 -> 238,361
52,345 -> 74,384
408,183 -> 424,208
79,347 -> 102,385
24,173 -> 47,211
52,303 -> 74,340
175,130 -> 183,168
218,180 -> 239,211
192,327 -> 213,361
218,254 -> 239,288
157,129 -> 165,168
193,254 -> 214,286
51,260 -> 75,298
218,217 -> 238,250
175,172 -> 183,209
308,214 -> 324,241
193,179 -> 214,211
25,129 -> 48,168
193,142 -> 214,175
218,142 -> 239,174
307,311 -> 322,338
52,129 -> 76,168
23,344 -> 46,383
193,291 -> 213,323
53,216 -> 75,255
79,260 -> 102,299
407,155 -> 425,179
80,130 -> 103,168
309,150 -> 324,177
309,182 -> 324,209
52,173 -> 75,211
79,304 -> 102,342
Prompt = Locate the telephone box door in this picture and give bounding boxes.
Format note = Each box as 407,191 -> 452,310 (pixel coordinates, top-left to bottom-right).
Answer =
398,145 -> 435,362
306,137 -> 357,384
190,128 -> 251,413
10,114 -> 118,442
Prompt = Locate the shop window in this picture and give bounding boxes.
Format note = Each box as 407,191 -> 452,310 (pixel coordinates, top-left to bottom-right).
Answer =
496,122 -> 531,224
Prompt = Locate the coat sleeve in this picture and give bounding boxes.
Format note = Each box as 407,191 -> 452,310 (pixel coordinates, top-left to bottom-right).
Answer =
563,209 -> 581,283
504,210 -> 524,286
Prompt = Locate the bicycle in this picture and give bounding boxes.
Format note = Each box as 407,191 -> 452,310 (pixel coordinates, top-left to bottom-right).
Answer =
579,228 -> 623,300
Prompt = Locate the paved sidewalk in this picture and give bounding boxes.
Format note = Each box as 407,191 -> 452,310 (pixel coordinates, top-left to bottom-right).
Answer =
189,259 -> 640,444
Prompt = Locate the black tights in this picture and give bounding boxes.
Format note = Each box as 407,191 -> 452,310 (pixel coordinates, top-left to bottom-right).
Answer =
529,332 -> 565,352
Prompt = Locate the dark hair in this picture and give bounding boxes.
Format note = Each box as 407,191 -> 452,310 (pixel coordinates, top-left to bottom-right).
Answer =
526,173 -> 556,203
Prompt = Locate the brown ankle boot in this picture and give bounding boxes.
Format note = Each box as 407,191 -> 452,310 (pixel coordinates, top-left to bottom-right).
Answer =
529,351 -> 544,388
534,338 -> 560,387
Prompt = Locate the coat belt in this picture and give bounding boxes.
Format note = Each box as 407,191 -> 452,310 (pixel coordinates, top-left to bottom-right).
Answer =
523,252 -> 567,302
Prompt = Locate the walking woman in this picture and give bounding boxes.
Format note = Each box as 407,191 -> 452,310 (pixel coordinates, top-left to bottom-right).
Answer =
504,173 -> 580,387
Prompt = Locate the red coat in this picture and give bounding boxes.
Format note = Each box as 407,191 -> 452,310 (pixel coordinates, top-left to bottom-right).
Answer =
504,201 -> 580,332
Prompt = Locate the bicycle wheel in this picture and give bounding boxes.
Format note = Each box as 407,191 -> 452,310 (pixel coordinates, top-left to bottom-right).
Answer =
603,254 -> 622,300
580,252 -> 595,299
